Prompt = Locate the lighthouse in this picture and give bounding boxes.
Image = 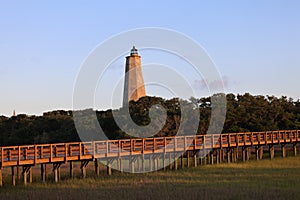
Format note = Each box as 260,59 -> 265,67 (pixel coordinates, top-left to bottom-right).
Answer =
123,46 -> 146,106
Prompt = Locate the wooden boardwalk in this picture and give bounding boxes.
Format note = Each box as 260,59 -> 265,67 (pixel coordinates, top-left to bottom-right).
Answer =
0,130 -> 299,186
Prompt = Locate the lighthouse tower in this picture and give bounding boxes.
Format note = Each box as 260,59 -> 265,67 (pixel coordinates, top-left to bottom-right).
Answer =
123,46 -> 146,106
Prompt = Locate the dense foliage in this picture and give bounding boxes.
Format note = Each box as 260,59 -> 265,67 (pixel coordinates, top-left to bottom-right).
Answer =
1,93 -> 300,146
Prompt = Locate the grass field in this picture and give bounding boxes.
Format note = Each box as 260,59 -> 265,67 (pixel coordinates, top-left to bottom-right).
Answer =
1,156 -> 300,200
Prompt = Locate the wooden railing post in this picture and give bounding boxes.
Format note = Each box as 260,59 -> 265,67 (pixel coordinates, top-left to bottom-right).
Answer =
228,134 -> 231,147
50,144 -> 53,162
118,140 -> 122,155
142,139 -> 145,154
107,141 -> 110,156
34,145 -> 37,165
65,143 -> 68,160
1,147 -> 4,165
220,135 -> 223,148
18,146 -> 21,165
79,142 -> 82,159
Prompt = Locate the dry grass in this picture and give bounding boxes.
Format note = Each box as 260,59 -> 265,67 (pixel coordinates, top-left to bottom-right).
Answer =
1,156 -> 300,200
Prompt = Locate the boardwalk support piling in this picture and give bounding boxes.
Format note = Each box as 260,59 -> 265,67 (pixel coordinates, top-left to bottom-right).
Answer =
256,146 -> 263,160
219,149 -> 224,164
181,155 -> 184,168
107,159 -> 113,175
169,153 -> 173,170
53,163 -> 62,183
119,157 -> 123,173
163,154 -> 166,171
211,150 -> 215,165
149,155 -> 153,171
227,149 -> 231,163
22,166 -> 32,186
130,156 -> 135,173
94,159 -> 99,176
11,166 -> 16,186
246,147 -> 251,161
216,149 -> 219,165
269,145 -> 275,159
45,164 -> 48,180
174,155 -> 178,170
187,152 -> 190,168
142,155 -> 145,172
17,166 -> 21,181
293,144 -> 297,156
193,152 -> 198,167
29,167 -> 33,183
282,144 -> 287,158
70,161 -> 74,178
81,160 -> 89,178
0,167 -> 2,187
41,164 -> 46,182
154,156 -> 158,171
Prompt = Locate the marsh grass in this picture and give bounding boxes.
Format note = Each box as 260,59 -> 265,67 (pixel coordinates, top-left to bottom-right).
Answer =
1,156 -> 300,200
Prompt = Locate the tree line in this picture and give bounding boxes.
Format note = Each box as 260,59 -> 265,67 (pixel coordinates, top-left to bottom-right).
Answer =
1,93 -> 300,146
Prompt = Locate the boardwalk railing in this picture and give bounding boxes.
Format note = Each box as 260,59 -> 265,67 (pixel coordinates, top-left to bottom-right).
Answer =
0,130 -> 299,186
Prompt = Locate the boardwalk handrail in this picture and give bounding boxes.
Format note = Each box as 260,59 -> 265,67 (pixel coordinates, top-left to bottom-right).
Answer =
1,130 -> 299,168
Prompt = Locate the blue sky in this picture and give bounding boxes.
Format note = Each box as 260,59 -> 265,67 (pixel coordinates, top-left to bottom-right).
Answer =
0,1 -> 299,116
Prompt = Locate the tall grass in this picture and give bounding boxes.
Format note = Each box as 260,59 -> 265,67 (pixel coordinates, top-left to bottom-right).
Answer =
1,156 -> 300,200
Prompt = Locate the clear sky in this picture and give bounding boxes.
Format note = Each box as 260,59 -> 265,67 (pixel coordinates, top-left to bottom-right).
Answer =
0,0 -> 299,116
